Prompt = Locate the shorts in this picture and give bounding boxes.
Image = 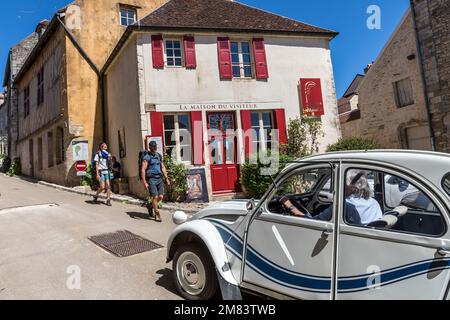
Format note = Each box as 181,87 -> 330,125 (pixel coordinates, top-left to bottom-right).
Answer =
100,171 -> 111,182
148,176 -> 164,196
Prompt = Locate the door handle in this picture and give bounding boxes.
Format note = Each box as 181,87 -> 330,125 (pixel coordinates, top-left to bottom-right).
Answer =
438,248 -> 450,256
322,230 -> 333,238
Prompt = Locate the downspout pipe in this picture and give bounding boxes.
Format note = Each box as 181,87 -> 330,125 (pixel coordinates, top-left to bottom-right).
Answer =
410,1 -> 437,152
56,14 -> 107,143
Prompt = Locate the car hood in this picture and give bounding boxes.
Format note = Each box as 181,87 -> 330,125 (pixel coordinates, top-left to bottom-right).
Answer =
191,200 -> 254,221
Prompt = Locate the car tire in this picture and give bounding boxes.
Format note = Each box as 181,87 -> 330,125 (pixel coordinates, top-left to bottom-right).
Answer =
173,243 -> 219,300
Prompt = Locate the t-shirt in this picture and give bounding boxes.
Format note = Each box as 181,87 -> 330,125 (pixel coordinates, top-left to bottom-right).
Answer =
346,196 -> 383,225
143,152 -> 162,178
94,151 -> 110,171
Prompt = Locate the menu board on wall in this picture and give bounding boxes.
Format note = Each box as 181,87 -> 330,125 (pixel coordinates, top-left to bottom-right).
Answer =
299,78 -> 325,116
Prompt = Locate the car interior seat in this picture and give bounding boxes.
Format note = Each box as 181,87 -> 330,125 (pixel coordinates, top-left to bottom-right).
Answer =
366,206 -> 408,229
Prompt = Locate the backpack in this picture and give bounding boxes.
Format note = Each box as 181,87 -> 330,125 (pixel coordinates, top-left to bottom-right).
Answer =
138,151 -> 150,180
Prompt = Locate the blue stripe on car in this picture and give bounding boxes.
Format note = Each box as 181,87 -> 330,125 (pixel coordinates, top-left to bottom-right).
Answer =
206,219 -> 450,293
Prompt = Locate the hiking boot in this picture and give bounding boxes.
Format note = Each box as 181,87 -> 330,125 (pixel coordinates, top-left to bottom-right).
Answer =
146,202 -> 155,218
106,200 -> 112,207
154,210 -> 162,223
93,195 -> 98,203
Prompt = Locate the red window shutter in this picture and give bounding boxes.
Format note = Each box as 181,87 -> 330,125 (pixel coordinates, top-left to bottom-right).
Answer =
184,36 -> 197,69
191,111 -> 204,164
274,109 -> 288,146
217,37 -> 232,80
299,78 -> 325,116
150,112 -> 164,149
151,35 -> 164,69
253,38 -> 269,79
240,110 -> 254,159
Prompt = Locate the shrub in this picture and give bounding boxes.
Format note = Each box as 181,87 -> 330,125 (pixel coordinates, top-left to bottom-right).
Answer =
82,163 -> 98,190
240,153 -> 294,199
7,158 -> 21,177
326,137 -> 379,152
164,156 -> 188,202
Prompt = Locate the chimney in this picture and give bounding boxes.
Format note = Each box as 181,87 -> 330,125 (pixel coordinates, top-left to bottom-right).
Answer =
364,63 -> 373,74
35,19 -> 49,38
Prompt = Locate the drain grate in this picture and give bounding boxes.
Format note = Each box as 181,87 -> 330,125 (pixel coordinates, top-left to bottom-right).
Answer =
89,230 -> 163,257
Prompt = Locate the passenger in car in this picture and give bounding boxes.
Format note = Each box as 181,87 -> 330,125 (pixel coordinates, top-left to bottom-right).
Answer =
345,170 -> 383,224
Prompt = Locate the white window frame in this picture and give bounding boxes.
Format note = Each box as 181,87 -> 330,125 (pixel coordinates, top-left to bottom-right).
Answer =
231,41 -> 254,79
163,113 -> 192,164
251,111 -> 274,152
119,6 -> 137,26
164,39 -> 184,68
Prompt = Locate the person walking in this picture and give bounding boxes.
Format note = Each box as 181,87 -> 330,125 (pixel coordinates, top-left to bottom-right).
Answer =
141,141 -> 169,222
93,142 -> 112,206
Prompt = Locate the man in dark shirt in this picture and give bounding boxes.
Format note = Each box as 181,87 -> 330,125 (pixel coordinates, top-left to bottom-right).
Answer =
141,141 -> 170,222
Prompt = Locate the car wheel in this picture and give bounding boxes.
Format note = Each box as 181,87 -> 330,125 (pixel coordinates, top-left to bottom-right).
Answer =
173,243 -> 218,300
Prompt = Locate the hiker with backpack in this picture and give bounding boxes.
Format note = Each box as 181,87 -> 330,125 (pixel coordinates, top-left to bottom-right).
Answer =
93,142 -> 112,206
141,141 -> 170,222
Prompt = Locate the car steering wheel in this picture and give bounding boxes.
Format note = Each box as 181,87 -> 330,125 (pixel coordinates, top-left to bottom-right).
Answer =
279,196 -> 312,217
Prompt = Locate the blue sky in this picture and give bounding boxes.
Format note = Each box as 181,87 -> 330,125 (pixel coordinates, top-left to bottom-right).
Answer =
1,0 -> 410,96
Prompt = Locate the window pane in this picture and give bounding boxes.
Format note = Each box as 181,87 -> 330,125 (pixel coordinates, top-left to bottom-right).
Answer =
241,42 -> 250,53
167,49 -> 173,57
262,112 -> 272,126
244,66 -> 252,78
174,49 -> 181,58
231,42 -> 239,54
251,112 -> 260,127
166,147 -> 175,159
166,40 -> 173,49
178,115 -> 190,129
175,58 -> 182,66
164,131 -> 176,146
232,66 -> 241,77
164,115 -> 175,130
167,58 -> 174,66
242,53 -> 251,64
174,41 -> 181,49
231,53 -> 240,64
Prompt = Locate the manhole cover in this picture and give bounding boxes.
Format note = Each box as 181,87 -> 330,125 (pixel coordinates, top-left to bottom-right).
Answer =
89,230 -> 163,257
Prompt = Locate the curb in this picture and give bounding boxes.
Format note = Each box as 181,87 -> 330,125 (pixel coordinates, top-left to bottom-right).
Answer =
5,175 -> 200,214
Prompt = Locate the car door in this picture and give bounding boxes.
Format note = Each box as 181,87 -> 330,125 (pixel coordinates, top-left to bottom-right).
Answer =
337,164 -> 450,299
242,164 -> 337,300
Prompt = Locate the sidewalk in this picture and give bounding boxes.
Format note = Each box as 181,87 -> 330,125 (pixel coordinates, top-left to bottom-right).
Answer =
4,174 -> 213,214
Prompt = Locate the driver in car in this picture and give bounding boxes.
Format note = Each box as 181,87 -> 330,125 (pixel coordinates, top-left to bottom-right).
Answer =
280,170 -> 381,225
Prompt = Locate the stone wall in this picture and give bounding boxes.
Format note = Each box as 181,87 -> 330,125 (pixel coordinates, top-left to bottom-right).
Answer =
411,0 -> 450,152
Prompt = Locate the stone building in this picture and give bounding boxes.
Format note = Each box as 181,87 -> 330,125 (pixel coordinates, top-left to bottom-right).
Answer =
339,9 -> 432,150
411,0 -> 450,152
4,0 -> 166,185
104,0 -> 341,198
0,93 -> 6,155
3,31 -> 40,158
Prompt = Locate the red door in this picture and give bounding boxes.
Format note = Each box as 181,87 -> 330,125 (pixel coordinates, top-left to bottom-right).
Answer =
208,113 -> 239,194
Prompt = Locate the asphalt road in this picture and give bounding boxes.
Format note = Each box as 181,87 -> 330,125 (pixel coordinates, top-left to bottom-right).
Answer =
0,174 -> 182,300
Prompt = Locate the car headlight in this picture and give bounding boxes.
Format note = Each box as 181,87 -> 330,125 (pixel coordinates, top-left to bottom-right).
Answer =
173,211 -> 188,225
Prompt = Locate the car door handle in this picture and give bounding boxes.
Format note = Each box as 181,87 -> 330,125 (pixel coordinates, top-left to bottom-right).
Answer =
322,230 -> 333,238
438,248 -> 450,256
